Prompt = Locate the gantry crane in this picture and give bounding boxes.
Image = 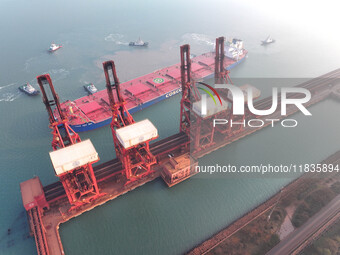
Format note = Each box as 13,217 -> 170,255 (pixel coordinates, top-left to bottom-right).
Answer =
179,44 -> 224,151
214,36 -> 238,135
103,60 -> 158,183
37,74 -> 103,209
214,37 -> 260,135
215,36 -> 233,85
179,44 -> 200,136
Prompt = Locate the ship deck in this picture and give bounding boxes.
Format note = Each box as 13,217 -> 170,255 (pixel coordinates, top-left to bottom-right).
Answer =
58,51 -> 247,128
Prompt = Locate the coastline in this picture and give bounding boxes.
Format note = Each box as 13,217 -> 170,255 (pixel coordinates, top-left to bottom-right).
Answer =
186,151 -> 340,255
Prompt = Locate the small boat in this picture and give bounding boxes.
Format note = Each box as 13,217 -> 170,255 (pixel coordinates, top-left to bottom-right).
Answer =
49,43 -> 62,52
129,37 -> 148,47
261,36 -> 275,45
84,83 -> 98,94
225,38 -> 244,60
19,83 -> 40,96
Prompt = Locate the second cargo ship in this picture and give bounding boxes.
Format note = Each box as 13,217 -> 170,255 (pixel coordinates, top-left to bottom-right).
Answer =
57,38 -> 247,132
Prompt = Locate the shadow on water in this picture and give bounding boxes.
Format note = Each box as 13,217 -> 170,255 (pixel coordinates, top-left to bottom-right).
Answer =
0,210 -> 32,251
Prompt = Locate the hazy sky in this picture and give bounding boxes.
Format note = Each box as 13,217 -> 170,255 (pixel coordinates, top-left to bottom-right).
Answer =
239,0 -> 340,38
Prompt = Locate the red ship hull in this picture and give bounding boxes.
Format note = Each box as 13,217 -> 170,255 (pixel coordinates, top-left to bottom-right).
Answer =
57,50 -> 247,132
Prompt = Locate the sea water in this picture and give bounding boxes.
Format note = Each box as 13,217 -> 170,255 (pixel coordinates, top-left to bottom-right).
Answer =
0,0 -> 340,254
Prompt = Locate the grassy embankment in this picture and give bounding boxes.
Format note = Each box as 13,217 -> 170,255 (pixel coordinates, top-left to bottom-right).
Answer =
208,175 -> 340,255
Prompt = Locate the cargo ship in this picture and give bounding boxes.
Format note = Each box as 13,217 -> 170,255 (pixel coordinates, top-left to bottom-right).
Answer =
57,39 -> 248,132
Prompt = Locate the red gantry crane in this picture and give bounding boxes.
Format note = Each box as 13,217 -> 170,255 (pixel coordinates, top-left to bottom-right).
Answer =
179,44 -> 198,136
214,36 -> 237,135
215,36 -> 233,85
180,44 -> 228,151
37,74 -> 103,210
103,60 -> 158,183
214,37 -> 261,135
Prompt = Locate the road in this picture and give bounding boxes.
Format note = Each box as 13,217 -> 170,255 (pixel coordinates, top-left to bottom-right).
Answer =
266,194 -> 340,255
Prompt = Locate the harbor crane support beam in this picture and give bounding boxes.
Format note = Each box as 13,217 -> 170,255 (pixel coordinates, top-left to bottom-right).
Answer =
103,61 -> 157,182
180,44 -> 216,151
215,36 -> 233,85
214,36 -> 247,135
37,74 -> 103,209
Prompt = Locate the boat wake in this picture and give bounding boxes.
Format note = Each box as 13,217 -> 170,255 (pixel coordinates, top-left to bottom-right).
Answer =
182,33 -> 215,46
24,54 -> 46,72
24,57 -> 36,72
0,92 -> 20,102
44,68 -> 70,81
0,83 -> 20,102
0,83 -> 16,91
104,33 -> 129,45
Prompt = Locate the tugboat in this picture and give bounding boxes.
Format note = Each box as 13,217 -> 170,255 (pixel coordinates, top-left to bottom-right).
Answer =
84,83 -> 98,94
261,36 -> 275,45
129,37 -> 148,47
19,83 -> 40,96
49,43 -> 62,52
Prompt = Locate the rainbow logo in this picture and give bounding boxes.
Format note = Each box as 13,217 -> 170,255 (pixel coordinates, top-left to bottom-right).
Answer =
197,82 -> 223,106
